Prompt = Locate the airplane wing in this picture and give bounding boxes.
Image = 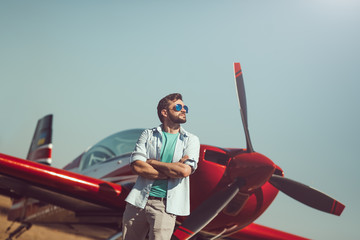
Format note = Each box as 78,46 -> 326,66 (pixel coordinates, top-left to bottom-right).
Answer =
0,152 -> 130,213
226,223 -> 309,240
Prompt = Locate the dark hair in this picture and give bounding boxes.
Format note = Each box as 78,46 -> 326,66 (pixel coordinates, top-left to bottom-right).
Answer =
157,93 -> 183,123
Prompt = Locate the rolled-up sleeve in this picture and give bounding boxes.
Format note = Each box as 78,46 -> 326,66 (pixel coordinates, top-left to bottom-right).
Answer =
183,134 -> 200,173
130,130 -> 149,163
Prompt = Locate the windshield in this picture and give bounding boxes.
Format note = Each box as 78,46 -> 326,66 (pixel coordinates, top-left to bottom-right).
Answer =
80,128 -> 144,169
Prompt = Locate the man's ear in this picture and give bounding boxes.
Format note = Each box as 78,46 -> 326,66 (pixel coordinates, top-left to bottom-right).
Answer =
161,109 -> 168,119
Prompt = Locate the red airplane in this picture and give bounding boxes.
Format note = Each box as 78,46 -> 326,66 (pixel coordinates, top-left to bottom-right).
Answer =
0,63 -> 344,240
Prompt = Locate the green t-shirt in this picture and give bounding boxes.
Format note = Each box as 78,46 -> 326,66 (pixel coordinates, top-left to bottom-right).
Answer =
149,132 -> 179,198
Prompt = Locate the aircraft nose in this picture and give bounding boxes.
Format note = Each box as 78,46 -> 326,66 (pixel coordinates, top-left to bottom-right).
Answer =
227,152 -> 276,191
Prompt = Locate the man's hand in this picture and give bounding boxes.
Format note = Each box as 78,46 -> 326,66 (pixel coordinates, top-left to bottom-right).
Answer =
179,155 -> 189,163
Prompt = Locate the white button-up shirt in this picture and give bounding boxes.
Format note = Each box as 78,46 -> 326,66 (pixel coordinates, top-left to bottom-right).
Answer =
125,125 -> 200,216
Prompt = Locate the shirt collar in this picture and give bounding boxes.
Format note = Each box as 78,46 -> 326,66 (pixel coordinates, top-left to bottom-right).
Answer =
155,124 -> 188,137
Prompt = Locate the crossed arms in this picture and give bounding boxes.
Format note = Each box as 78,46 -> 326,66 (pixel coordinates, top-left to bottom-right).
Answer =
131,155 -> 192,180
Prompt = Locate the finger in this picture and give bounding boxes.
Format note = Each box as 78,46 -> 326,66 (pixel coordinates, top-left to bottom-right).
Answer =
180,155 -> 189,162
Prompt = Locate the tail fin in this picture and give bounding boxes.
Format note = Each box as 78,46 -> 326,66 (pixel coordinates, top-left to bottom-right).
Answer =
26,114 -> 53,165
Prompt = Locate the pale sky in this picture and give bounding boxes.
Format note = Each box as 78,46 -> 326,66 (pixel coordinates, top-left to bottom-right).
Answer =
1,1 -> 359,239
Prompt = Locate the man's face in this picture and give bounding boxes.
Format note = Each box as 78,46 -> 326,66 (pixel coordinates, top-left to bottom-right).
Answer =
166,99 -> 187,124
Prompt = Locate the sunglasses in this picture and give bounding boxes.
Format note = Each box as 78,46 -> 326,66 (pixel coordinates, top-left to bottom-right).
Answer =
173,104 -> 189,113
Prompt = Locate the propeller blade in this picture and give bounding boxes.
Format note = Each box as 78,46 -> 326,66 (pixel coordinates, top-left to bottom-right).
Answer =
234,62 -> 254,153
171,178 -> 246,240
269,175 -> 345,216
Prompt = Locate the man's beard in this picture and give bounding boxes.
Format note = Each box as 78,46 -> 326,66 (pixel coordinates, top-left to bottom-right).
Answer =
169,112 -> 186,124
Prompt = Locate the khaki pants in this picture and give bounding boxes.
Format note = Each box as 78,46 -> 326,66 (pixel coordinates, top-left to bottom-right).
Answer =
122,199 -> 176,240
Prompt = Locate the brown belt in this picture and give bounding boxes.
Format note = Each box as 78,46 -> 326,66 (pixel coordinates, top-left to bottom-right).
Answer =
148,196 -> 166,202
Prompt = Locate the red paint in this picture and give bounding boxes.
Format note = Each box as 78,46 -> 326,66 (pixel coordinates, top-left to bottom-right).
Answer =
0,153 -> 127,209
234,62 -> 242,76
173,226 -> 193,240
232,223 -> 310,240
28,147 -> 52,161
332,200 -> 345,216
179,145 -> 282,235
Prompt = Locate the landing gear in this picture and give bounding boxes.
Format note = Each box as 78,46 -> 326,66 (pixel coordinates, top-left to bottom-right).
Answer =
6,223 -> 32,240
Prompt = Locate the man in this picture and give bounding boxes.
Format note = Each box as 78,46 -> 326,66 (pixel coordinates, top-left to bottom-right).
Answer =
122,93 -> 200,240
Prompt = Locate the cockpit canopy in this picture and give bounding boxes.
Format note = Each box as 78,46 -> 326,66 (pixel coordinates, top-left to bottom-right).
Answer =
80,128 -> 144,170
